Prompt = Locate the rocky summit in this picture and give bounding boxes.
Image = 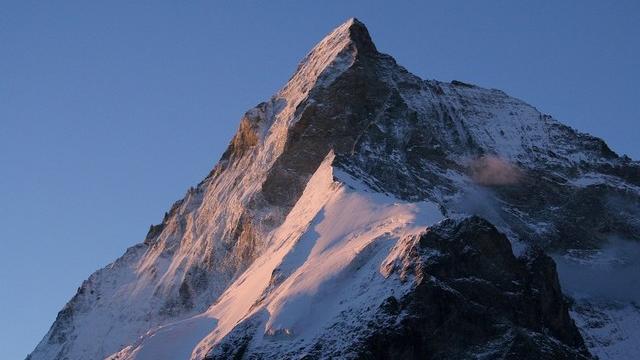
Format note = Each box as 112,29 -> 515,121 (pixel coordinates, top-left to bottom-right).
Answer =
30,18 -> 640,360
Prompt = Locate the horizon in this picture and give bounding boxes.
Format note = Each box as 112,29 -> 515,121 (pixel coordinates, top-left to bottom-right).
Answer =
2,1 -> 639,358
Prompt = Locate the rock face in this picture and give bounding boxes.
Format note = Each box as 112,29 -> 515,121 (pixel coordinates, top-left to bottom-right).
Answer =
30,18 -> 639,360
361,217 -> 589,360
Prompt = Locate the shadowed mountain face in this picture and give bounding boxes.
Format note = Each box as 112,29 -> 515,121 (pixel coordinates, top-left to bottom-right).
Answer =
30,18 -> 639,360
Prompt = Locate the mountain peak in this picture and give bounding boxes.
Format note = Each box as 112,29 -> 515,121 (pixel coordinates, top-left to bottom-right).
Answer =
296,17 -> 377,73
326,17 -> 377,55
274,18 -> 378,128
31,18 -> 640,360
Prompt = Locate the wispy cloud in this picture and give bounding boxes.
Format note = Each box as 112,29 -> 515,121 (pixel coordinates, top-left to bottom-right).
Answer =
470,155 -> 522,186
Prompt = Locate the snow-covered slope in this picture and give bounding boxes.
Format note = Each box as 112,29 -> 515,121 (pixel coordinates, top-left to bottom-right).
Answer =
109,153 -> 443,359
31,18 -> 640,360
29,18 -> 369,360
109,157 -> 588,359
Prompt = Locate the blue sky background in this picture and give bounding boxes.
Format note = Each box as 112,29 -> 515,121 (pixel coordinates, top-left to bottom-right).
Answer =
1,1 -> 638,358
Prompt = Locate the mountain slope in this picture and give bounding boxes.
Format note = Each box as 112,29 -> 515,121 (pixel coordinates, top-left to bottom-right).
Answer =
111,157 -> 588,360
29,18 -> 372,360
31,18 -> 640,360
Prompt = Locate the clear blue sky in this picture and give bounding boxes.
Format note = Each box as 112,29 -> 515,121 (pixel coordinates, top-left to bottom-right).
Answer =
1,1 -> 638,358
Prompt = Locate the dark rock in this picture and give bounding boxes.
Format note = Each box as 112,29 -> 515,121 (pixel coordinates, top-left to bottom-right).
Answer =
355,217 -> 591,359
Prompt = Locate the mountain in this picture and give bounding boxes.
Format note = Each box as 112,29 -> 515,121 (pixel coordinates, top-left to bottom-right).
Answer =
30,18 -> 640,360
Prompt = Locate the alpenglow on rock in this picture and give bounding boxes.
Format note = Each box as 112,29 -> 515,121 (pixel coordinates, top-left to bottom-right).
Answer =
30,18 -> 640,360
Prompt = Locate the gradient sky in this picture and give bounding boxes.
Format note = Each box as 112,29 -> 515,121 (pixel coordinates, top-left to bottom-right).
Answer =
1,1 -> 638,358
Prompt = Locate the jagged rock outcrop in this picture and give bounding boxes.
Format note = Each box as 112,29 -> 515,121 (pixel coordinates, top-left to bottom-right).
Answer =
31,18 -> 640,360
360,217 -> 589,360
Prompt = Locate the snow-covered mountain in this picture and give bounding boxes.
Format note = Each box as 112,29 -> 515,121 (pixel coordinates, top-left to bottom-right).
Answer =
30,18 -> 640,360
